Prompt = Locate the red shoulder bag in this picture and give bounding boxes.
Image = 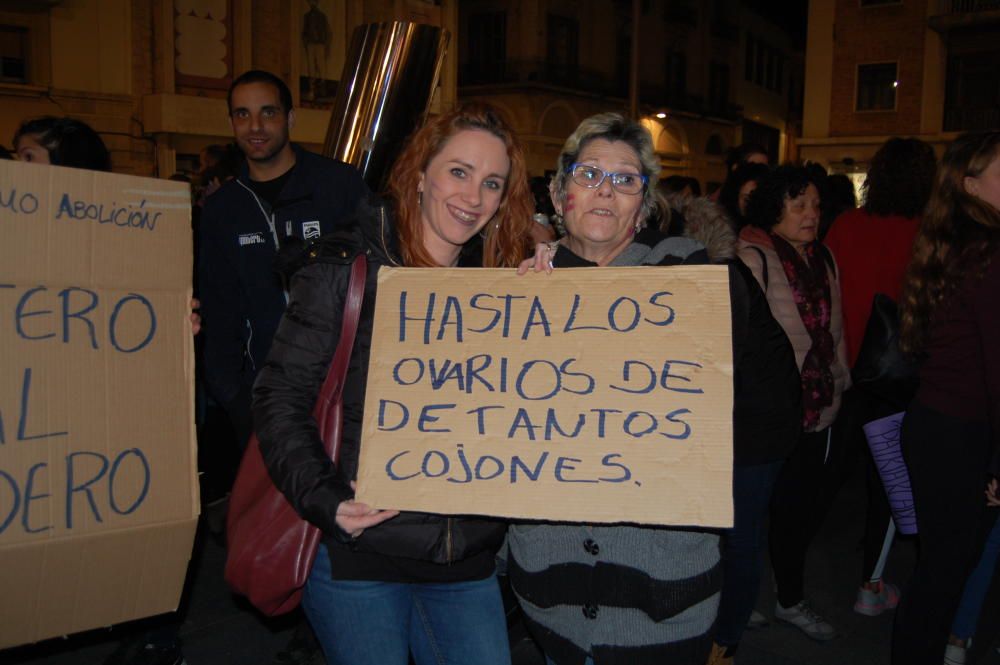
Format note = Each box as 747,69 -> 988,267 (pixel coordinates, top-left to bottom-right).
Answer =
224,254 -> 366,616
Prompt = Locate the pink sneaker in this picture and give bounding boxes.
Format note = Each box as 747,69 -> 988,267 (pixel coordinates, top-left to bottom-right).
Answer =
853,580 -> 900,616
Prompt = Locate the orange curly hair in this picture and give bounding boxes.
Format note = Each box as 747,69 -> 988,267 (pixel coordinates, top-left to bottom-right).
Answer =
386,103 -> 534,268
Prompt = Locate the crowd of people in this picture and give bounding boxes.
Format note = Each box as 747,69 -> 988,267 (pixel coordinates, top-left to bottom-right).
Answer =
3,68 -> 998,665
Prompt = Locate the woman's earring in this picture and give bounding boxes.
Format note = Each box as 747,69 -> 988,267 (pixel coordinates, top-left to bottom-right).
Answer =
553,213 -> 565,237
417,189 -> 423,206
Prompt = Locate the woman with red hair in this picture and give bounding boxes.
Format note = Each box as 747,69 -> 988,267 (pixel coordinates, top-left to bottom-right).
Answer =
253,103 -> 534,665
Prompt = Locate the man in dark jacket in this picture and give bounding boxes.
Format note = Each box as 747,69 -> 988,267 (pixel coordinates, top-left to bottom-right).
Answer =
107,70 -> 365,665
196,70 -> 366,665
199,69 -> 367,447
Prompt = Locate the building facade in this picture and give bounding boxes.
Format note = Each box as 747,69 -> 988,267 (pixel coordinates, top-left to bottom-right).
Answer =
456,0 -> 804,191
0,0 -> 456,177
0,0 -> 806,189
800,0 -> 1000,179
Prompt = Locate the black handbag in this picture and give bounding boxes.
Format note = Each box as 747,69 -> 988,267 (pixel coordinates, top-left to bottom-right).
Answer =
851,293 -> 918,409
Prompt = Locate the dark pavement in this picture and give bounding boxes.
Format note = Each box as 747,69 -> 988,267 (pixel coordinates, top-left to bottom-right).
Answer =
5,462 -> 1000,665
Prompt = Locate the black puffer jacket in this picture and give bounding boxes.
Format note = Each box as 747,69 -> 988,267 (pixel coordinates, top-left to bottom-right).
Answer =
252,196 -> 505,566
679,198 -> 802,466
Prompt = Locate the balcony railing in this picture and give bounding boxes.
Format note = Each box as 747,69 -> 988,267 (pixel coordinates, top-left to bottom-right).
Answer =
459,60 -> 621,97
929,0 -> 1000,32
939,0 -> 1000,11
711,19 -> 740,42
665,2 -> 698,26
459,59 -> 744,123
944,106 -> 1000,131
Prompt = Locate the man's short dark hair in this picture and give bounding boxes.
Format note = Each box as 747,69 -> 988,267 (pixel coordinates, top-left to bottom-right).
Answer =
227,70 -> 294,115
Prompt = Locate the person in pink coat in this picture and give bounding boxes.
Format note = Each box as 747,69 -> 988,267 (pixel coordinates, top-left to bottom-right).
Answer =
737,165 -> 850,642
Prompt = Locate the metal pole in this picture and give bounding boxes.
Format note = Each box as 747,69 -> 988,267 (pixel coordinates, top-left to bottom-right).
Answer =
629,0 -> 640,119
323,22 -> 450,193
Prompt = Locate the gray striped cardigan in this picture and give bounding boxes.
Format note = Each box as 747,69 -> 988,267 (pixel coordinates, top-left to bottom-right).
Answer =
507,237 -> 721,665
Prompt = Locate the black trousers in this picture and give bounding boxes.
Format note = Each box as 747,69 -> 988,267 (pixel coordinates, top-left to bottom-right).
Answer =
836,388 -> 899,580
891,401 -> 993,665
770,426 -> 847,608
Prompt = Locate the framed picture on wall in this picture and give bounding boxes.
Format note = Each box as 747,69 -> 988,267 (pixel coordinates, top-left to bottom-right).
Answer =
299,0 -> 346,107
175,0 -> 233,91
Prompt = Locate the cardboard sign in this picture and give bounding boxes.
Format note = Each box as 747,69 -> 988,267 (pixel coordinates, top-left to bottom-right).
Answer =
0,160 -> 197,647
356,265 -> 734,527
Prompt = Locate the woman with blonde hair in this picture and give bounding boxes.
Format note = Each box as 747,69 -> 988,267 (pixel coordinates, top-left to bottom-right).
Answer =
253,103 -> 533,665
512,113 -> 719,665
892,131 -> 1000,664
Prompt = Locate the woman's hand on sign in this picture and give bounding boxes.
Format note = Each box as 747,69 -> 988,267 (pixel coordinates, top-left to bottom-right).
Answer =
336,481 -> 399,538
190,298 -> 202,336
987,478 -> 999,507
516,241 -> 558,275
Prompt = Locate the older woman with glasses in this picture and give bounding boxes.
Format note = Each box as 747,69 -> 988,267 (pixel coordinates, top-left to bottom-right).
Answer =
511,113 -> 718,665
736,166 -> 850,644
521,122 -> 706,270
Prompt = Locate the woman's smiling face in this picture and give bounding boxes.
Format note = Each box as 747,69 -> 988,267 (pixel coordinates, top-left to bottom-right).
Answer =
418,128 -> 509,266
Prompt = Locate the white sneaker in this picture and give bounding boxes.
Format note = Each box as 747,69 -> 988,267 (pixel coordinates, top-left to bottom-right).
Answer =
774,600 -> 836,641
746,609 -> 769,629
943,639 -> 969,665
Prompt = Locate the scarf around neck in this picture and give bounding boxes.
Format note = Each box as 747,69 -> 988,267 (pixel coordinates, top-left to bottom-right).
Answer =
769,233 -> 835,430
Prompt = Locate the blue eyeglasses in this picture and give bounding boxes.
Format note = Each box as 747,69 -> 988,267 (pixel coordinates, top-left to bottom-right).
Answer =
567,162 -> 648,195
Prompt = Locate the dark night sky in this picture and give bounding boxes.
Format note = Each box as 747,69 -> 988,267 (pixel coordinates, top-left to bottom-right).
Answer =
743,0 -> 810,49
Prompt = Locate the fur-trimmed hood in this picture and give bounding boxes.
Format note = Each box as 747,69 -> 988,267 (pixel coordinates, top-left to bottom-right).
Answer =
679,197 -> 737,263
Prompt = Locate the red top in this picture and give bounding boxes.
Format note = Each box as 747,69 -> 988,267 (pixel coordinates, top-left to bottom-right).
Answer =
823,208 -> 919,366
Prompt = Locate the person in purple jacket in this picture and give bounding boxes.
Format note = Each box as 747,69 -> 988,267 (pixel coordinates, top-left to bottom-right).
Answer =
894,131 -> 1000,664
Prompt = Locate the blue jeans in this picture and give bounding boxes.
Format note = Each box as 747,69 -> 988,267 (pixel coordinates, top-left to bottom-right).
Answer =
951,510 -> 1000,639
715,461 -> 784,646
303,544 -> 511,665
